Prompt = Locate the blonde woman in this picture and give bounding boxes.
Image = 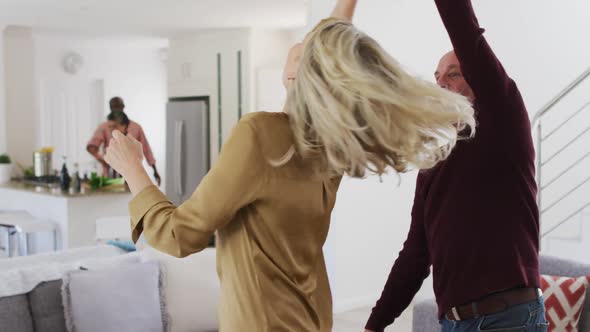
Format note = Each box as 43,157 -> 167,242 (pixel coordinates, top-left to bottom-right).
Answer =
104,1 -> 474,331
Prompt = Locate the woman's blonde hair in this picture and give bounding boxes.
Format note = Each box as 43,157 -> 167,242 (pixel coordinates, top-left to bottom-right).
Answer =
283,18 -> 475,177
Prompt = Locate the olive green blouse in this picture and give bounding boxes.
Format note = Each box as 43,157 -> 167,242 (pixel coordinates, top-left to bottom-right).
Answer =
129,112 -> 341,331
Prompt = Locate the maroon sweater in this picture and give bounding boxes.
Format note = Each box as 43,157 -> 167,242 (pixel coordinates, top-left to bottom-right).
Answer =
365,1 -> 540,330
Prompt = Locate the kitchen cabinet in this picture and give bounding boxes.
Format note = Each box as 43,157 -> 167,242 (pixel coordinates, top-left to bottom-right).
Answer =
0,183 -> 131,252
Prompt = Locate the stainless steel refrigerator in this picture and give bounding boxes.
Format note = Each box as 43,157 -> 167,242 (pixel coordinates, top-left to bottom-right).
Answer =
165,99 -> 210,206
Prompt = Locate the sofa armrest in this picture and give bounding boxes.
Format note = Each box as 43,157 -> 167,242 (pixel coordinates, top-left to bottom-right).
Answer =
540,255 -> 590,277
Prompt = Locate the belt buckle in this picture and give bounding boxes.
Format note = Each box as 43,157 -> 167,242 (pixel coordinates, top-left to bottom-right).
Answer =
451,307 -> 461,321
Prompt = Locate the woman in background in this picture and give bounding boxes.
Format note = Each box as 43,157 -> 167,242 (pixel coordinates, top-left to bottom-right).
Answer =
104,111 -> 156,180
104,0 -> 475,330
87,97 -> 160,185
106,111 -> 130,136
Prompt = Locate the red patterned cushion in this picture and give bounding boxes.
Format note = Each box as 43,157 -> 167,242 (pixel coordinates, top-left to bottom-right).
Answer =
541,275 -> 589,331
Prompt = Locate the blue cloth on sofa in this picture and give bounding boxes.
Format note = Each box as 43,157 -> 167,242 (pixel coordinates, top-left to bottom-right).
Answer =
106,240 -> 136,252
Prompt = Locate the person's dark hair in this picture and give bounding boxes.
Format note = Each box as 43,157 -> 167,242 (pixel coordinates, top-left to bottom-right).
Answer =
109,97 -> 125,111
107,111 -> 130,126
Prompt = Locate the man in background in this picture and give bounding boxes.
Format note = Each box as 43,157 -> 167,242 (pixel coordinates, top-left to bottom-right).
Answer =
87,96 -> 160,186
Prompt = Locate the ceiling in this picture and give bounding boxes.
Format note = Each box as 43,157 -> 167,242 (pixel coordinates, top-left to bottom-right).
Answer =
0,0 -> 309,36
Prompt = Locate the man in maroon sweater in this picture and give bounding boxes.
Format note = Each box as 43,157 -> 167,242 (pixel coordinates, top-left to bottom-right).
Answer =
365,1 -> 548,331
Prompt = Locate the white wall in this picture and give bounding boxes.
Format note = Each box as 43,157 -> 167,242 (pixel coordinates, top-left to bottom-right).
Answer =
3,30 -> 167,183
307,0 -> 590,313
544,212 -> 590,263
249,29 -> 293,113
168,28 -> 294,162
0,25 -> 6,154
33,33 -> 168,179
168,29 -> 251,162
4,27 -> 36,167
310,0 -> 590,113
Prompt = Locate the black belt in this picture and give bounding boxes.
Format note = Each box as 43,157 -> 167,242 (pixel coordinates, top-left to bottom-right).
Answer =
445,288 -> 541,321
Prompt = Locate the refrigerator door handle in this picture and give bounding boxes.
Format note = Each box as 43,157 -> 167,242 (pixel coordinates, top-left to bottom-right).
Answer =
174,120 -> 185,197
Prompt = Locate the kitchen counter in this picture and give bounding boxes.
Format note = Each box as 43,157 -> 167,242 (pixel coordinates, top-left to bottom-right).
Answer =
0,182 -> 133,252
1,181 -> 130,197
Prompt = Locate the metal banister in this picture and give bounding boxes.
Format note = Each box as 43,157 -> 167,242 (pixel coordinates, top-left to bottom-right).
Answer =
532,67 -> 590,126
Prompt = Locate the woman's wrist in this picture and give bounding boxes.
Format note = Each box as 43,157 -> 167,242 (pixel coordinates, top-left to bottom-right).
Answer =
116,159 -> 140,176
126,168 -> 154,196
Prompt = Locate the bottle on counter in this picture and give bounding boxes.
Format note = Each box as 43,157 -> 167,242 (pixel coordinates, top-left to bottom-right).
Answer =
71,163 -> 81,194
60,156 -> 71,192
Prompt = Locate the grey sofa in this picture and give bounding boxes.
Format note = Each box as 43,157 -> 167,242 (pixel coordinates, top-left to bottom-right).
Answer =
0,280 -> 67,332
413,255 -> 590,332
0,245 -> 131,332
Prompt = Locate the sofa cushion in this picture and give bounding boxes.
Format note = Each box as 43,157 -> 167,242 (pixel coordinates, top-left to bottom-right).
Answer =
62,262 -> 166,332
140,246 -> 219,332
540,255 -> 590,332
540,256 -> 590,277
28,280 -> 67,332
0,294 -> 34,332
541,274 -> 588,331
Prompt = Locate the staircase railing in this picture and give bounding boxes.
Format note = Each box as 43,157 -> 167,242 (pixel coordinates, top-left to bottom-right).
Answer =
533,67 -> 590,238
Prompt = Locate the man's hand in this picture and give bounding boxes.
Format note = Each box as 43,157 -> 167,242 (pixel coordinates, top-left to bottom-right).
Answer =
151,165 -> 161,186
153,171 -> 161,187
86,144 -> 99,156
87,144 -> 110,172
87,145 -> 105,164
330,0 -> 358,21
